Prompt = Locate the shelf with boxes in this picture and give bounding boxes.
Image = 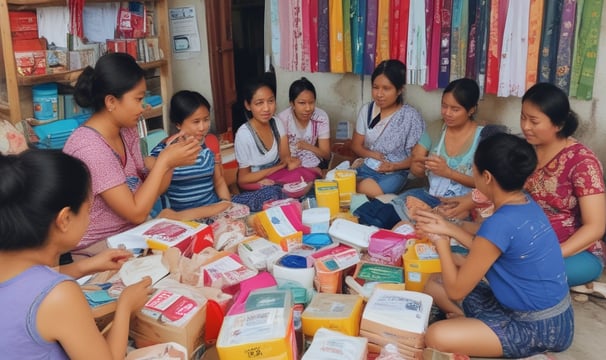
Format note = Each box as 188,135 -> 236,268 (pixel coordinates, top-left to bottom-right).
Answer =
0,0 -> 172,134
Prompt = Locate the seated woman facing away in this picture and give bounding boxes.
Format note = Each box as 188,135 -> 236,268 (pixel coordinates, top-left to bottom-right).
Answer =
232,78 -> 319,211
351,59 -> 425,197
402,78 -> 484,217
276,77 -> 331,173
63,53 -> 199,258
414,133 -> 573,359
0,149 -> 152,360
148,90 -> 233,222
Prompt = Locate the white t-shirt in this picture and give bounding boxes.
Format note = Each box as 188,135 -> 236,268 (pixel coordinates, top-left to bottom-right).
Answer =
234,118 -> 286,172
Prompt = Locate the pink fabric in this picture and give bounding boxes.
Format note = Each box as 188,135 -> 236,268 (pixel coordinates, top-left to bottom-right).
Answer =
424,0 -> 440,91
267,167 -> 321,184
525,142 -> 605,252
301,0 -> 312,72
63,126 -> 145,250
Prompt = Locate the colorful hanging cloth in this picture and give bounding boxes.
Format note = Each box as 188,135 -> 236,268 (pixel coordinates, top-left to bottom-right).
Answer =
424,0 -> 440,90
449,0 -> 468,82
407,0 -> 427,85
390,0 -> 410,63
351,0 -> 367,74
69,0 -> 84,38
308,0 -> 319,72
375,0 -> 391,66
364,0 -> 379,74
270,0 -> 281,67
538,0 -> 563,83
498,0 -> 530,97
569,0 -> 585,97
329,0 -> 345,72
301,0 -> 312,72
485,0 -> 509,94
318,0 -> 331,72
554,0 -> 577,94
475,0 -> 490,95
438,0 -> 453,88
343,0 -> 353,72
525,0 -> 544,90
574,0 -> 603,99
465,0 -> 479,80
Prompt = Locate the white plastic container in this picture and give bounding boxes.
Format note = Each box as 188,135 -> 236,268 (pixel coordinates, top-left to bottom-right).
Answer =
328,218 -> 377,251
302,207 -> 331,233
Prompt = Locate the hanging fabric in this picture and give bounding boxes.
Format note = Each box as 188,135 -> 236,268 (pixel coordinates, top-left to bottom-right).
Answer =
485,0 -> 508,94
343,0 -> 353,72
574,0 -> 603,99
569,0 -> 585,97
390,0 -> 409,63
554,0 -> 577,94
318,0 -> 330,72
438,0 -> 453,88
375,0 -> 391,66
301,0 -> 313,72
270,0 -> 281,67
407,0 -> 427,85
538,0 -> 563,83
424,0 -> 440,90
449,0 -> 468,82
309,0 -> 319,72
68,0 -> 84,38
351,0 -> 367,74
465,0 -> 479,80
329,0 -> 345,72
364,0 -> 379,74
475,0 -> 490,95
525,0 -> 544,90
498,0 -> 530,97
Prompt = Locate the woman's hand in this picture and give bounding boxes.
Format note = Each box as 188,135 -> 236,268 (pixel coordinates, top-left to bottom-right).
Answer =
286,156 -> 302,170
159,135 -> 201,169
117,276 -> 153,313
258,178 -> 276,186
424,154 -> 451,178
377,161 -> 396,173
436,196 -> 472,219
414,209 -> 452,236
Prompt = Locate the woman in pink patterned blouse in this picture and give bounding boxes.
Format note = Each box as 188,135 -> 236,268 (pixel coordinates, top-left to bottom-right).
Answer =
520,83 -> 605,290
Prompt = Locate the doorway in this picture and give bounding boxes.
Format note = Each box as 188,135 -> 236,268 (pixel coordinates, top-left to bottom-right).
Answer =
205,0 -> 265,134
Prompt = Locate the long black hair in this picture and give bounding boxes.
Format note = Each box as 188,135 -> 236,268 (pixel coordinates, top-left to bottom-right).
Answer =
0,150 -> 91,250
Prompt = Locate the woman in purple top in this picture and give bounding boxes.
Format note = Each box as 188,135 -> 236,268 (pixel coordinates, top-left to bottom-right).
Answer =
0,149 -> 152,360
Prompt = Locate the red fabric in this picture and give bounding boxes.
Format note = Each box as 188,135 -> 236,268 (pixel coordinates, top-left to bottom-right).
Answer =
69,0 -> 84,38
390,0 -> 410,63
424,0 -> 441,91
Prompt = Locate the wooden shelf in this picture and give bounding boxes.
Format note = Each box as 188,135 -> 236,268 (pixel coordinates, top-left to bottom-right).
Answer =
17,60 -> 167,87
8,0 -> 114,7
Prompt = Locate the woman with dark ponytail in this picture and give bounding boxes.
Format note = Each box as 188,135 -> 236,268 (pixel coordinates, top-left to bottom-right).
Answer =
0,149 -> 152,359
63,53 -> 200,258
521,83 -> 606,293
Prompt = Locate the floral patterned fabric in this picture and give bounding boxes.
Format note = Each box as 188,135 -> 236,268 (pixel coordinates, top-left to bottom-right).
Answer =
525,142 -> 605,255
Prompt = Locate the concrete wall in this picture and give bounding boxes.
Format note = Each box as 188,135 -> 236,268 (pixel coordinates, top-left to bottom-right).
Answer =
172,1 -> 606,165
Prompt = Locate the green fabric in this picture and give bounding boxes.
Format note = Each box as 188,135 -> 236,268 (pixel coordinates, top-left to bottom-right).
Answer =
343,0 -> 352,72
569,0 -> 584,97
574,0 -> 602,99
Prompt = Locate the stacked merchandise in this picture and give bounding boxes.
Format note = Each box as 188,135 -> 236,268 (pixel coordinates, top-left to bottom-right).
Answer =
360,288 -> 433,359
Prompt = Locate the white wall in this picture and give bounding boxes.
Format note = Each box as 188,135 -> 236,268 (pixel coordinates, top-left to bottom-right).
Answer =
169,1 -> 214,112
173,1 -> 606,165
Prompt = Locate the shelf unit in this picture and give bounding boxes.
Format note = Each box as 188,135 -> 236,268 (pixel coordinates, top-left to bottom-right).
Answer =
0,0 -> 172,131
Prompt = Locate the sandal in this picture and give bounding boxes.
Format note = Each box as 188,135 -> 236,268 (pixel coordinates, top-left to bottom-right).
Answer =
570,281 -> 606,298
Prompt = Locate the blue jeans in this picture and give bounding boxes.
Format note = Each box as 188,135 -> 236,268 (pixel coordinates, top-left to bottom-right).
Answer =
397,188 -> 441,208
565,250 -> 604,286
356,163 -> 408,194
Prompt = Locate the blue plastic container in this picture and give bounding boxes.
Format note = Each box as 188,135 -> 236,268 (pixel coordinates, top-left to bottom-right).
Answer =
32,83 -> 58,121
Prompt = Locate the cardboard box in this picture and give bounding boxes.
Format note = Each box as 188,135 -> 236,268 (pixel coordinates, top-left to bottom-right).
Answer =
130,299 -> 207,357
9,11 -> 38,40
301,293 -> 364,337
403,240 -> 441,292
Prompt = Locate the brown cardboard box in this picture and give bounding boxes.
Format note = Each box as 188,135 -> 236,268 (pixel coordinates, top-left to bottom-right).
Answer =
130,300 -> 206,358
